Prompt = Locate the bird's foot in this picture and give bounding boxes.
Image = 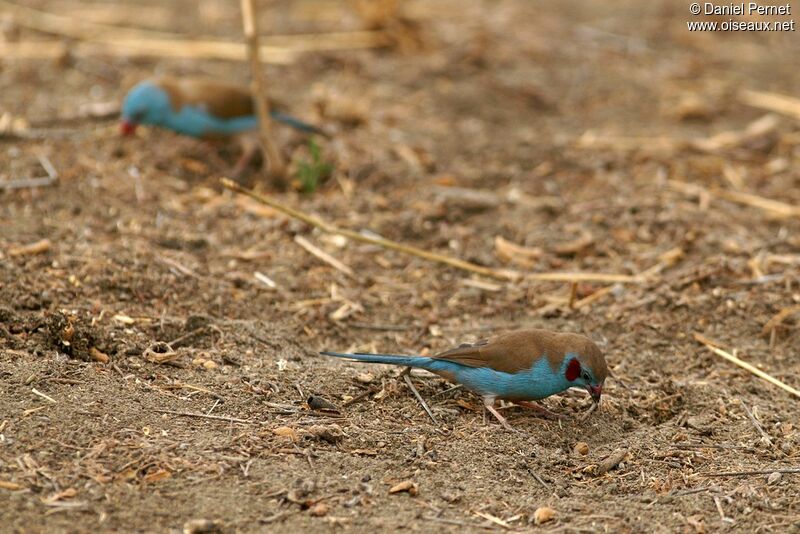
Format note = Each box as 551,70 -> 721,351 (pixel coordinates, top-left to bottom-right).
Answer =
485,403 -> 519,433
514,401 -> 565,420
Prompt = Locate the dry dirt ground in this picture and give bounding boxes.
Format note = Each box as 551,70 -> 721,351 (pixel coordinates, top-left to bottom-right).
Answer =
1,0 -> 800,532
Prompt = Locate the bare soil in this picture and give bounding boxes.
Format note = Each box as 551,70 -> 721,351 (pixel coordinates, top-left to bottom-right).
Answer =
1,1 -> 799,532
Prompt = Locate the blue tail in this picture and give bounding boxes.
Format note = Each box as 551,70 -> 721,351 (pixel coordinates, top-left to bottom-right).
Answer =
321,351 -> 438,370
270,111 -> 327,136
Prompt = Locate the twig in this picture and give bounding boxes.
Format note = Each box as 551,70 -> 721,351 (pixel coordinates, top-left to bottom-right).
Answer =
707,467 -> 800,477
167,326 -> 209,348
669,180 -> 800,219
342,387 -> 379,407
8,239 -> 51,257
157,255 -> 198,278
294,235 -> 356,278
693,333 -> 800,399
403,373 -> 439,425
761,305 -> 800,336
740,89 -> 800,121
529,469 -> 550,490
350,322 -> 411,332
206,399 -> 221,415
154,409 -> 252,424
240,0 -> 285,179
220,179 -> 642,283
31,388 -> 57,404
0,176 -> 57,191
740,402 -> 772,446
254,271 -> 278,289
713,496 -> 733,523
421,515 -> 498,531
673,443 -> 754,451
472,511 -> 511,530
0,2 -> 390,63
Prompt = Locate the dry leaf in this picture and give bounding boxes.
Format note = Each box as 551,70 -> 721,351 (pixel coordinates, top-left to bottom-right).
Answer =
309,502 -> 329,517
0,480 -> 24,491
388,480 -> 418,496
273,426 -> 299,442
143,469 -> 171,483
533,506 -> 556,525
89,347 -> 109,363
574,442 -> 589,456
495,236 -> 542,266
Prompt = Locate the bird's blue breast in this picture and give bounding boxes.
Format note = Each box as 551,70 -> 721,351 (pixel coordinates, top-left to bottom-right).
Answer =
165,106 -> 257,137
425,357 -> 571,400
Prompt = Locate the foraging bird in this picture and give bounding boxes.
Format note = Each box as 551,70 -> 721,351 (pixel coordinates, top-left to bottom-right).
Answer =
120,77 -> 325,138
322,329 -> 608,430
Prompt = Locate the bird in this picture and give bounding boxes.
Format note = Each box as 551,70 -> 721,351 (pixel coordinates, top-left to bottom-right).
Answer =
120,77 -> 325,138
321,329 -> 608,430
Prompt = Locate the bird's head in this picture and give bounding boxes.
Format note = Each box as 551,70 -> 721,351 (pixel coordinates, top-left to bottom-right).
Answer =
120,81 -> 172,136
563,338 -> 608,403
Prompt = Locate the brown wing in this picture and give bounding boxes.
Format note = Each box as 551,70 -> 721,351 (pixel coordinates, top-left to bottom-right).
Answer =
434,329 -> 567,374
157,77 -> 255,119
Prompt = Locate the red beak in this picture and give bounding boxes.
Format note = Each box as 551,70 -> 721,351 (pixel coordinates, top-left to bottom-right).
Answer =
120,121 -> 137,136
587,385 -> 602,403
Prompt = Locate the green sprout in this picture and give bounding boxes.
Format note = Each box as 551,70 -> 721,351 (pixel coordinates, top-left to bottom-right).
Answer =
296,139 -> 332,193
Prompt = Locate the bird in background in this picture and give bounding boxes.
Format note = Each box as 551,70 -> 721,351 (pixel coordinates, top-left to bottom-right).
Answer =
322,329 -> 608,430
120,77 -> 325,138
120,77 -> 326,177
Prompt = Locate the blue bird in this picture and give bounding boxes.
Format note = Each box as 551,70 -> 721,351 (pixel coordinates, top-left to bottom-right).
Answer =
322,329 -> 608,430
120,77 -> 325,138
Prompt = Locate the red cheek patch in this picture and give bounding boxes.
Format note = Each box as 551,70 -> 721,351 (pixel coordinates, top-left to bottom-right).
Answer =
565,358 -> 581,381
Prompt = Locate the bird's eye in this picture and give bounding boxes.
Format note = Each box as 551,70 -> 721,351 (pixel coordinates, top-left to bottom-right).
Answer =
581,371 -> 590,381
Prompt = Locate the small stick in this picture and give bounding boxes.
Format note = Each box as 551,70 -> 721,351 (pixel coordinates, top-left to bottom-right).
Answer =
673,443 -> 754,451
403,373 -> 439,425
294,235 -> 356,278
240,0 -> 285,179
708,467 -> 800,477
167,326 -> 209,348
669,180 -> 800,219
8,239 -> 51,257
220,179 -> 642,283
472,511 -> 511,529
31,388 -> 57,404
350,322 -> 410,332
154,409 -> 252,424
529,469 -> 550,490
713,496 -> 732,523
0,176 -> 57,191
693,333 -> 800,399
568,281 -> 578,308
740,402 -> 772,446
421,515 -> 497,531
254,271 -> 278,289
761,305 -> 800,336
740,89 -> 800,121
342,387 -> 379,407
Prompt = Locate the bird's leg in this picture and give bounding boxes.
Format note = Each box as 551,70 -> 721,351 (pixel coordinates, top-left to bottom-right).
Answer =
483,396 -> 516,432
514,400 -> 565,420
231,134 -> 262,183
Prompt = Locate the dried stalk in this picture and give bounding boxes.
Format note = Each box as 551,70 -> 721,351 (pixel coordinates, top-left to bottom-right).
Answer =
694,333 -> 800,399
240,0 -> 285,179
220,178 -> 642,284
